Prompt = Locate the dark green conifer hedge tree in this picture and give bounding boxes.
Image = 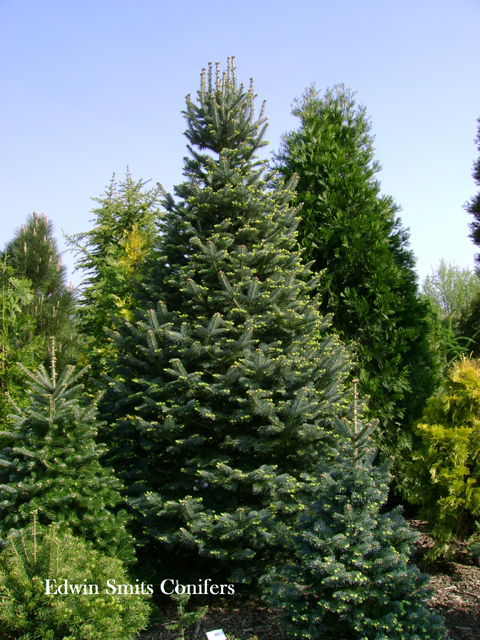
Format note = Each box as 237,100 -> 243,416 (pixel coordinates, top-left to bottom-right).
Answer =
103,59 -> 349,587
269,385 -> 445,640
0,354 -> 133,562
274,85 -> 438,462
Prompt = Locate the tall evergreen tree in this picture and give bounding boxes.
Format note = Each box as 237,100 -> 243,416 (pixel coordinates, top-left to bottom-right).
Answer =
269,386 -> 445,640
1,259 -> 44,428
274,85 -> 438,461
103,59 -> 350,586
0,353 -> 133,562
466,117 -> 480,271
66,170 -> 162,378
2,212 -> 78,369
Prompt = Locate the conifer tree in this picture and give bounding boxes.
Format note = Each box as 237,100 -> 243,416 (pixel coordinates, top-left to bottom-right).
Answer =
66,170 -> 162,378
274,85 -> 438,462
405,357 -> 480,560
269,384 -> 445,640
0,350 -> 133,562
103,59 -> 349,586
2,211 -> 78,369
0,259 -> 44,431
466,117 -> 480,271
455,118 -> 480,357
456,291 -> 480,357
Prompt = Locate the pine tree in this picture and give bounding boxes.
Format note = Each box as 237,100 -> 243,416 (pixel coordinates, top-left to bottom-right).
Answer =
269,384 -> 445,640
0,258 -> 44,432
274,85 -> 438,461
103,59 -> 350,586
2,211 -> 78,369
466,117 -> 480,271
0,350 -> 133,562
66,170 -> 162,378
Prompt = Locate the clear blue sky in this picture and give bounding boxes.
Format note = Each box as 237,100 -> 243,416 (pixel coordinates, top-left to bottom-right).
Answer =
1,0 -> 479,288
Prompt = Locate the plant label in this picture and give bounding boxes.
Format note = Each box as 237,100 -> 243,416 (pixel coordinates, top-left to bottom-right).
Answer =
206,630 -> 227,640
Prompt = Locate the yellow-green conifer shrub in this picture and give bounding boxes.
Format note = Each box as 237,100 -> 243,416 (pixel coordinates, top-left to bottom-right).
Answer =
406,357 -> 480,560
0,520 -> 151,639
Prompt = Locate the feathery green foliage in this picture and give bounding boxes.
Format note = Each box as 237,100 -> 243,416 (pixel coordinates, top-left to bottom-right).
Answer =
269,386 -> 445,640
66,170 -> 162,378
274,85 -> 438,462
421,260 -> 480,371
0,520 -> 151,639
103,59 -> 350,588
422,259 -> 480,317
0,356 -> 133,562
405,357 -> 480,560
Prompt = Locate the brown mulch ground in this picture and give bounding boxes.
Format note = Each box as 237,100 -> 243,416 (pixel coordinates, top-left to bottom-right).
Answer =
137,521 -> 480,640
409,520 -> 480,640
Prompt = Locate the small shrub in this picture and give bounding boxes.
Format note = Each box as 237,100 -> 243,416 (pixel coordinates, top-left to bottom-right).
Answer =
0,518 -> 151,639
405,357 -> 480,560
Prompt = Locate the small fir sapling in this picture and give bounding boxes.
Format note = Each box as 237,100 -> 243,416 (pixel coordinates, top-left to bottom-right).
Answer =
269,382 -> 445,640
0,344 -> 133,562
164,591 -> 208,640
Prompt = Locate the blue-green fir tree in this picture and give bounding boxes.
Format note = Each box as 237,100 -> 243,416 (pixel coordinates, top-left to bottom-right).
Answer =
0,351 -> 133,562
102,59 -> 350,587
269,383 -> 445,640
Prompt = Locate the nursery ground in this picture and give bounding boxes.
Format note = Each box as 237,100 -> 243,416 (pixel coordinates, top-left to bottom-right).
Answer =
137,521 -> 480,640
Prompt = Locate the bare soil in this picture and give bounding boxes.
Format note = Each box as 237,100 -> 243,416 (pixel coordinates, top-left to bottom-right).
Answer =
137,521 -> 480,640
